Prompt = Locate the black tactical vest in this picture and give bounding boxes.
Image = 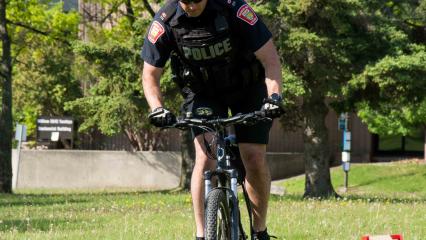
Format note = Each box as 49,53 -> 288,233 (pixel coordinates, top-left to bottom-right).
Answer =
172,13 -> 233,65
163,0 -> 264,94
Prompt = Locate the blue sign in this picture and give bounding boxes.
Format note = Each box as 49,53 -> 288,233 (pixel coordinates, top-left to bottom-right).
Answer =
343,131 -> 351,151
338,113 -> 348,130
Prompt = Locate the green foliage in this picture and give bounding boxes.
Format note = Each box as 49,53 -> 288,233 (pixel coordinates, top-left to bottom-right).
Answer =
256,0 -> 425,136
346,45 -> 426,135
8,0 -> 79,42
343,1 -> 426,135
65,0 -> 182,150
9,0 -> 81,138
356,101 -> 426,135
252,0 -> 426,196
66,42 -> 148,135
7,0 -> 423,146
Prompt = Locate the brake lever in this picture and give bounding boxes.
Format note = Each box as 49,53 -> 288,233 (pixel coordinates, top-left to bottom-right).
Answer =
254,111 -> 272,122
241,113 -> 258,126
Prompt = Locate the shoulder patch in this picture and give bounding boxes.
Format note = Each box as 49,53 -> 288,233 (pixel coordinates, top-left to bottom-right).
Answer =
236,4 -> 258,26
148,21 -> 165,44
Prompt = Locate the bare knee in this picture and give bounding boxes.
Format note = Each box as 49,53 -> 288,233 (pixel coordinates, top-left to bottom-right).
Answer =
193,134 -> 216,172
194,153 -> 212,172
239,143 -> 268,173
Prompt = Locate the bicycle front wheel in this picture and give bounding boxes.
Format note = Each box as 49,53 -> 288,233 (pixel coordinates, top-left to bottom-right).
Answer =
205,189 -> 232,240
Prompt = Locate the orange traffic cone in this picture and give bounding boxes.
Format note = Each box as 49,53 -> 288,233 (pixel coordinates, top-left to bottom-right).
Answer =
361,234 -> 403,240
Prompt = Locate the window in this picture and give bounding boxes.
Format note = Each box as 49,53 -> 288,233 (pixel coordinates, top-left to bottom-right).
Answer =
63,0 -> 78,12
374,129 -> 425,156
49,0 -> 78,12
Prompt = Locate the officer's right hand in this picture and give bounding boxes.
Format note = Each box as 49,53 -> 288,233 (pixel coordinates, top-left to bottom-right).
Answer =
148,107 -> 177,127
261,93 -> 284,118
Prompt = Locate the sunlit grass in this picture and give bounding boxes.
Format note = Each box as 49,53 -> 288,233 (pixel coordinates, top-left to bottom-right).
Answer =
282,160 -> 426,198
0,192 -> 195,239
0,161 -> 425,239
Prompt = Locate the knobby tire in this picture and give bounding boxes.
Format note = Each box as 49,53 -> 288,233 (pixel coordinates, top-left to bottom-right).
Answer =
205,189 -> 231,240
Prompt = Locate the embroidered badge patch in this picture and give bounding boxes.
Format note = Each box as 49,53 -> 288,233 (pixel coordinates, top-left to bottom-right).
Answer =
148,21 -> 165,44
236,4 -> 258,25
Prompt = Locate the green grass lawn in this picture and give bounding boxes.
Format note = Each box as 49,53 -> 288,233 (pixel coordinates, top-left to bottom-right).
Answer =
276,160 -> 426,240
0,161 -> 425,239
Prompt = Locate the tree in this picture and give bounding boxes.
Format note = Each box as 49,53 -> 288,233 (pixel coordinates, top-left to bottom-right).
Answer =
65,0 -> 182,151
11,2 -> 81,139
344,2 -> 426,152
254,0 -> 424,197
0,0 -> 13,193
65,0 -> 195,189
0,0 -> 80,192
346,46 -> 426,135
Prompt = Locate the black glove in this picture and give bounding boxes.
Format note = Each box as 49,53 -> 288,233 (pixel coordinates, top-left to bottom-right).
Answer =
148,107 -> 177,127
261,93 -> 284,118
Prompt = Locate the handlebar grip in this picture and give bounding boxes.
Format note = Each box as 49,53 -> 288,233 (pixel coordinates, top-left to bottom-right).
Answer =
171,118 -> 206,129
189,119 -> 204,124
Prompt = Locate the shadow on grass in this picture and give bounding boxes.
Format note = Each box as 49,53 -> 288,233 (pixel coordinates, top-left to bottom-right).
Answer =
0,194 -> 89,208
343,194 -> 426,204
0,218 -> 77,232
0,189 -> 187,208
270,193 -> 426,204
12,188 -> 184,197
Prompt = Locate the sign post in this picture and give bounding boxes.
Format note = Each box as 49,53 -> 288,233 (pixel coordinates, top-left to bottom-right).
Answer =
339,113 -> 351,191
14,124 -> 27,189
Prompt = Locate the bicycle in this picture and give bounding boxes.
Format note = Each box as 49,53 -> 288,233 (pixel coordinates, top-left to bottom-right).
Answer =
167,110 -> 270,240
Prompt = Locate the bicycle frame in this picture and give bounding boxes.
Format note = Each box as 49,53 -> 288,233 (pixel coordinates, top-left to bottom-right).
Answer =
203,126 -> 240,240
168,111 -> 269,240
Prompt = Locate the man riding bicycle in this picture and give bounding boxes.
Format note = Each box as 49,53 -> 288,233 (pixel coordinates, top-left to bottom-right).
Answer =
141,0 -> 283,239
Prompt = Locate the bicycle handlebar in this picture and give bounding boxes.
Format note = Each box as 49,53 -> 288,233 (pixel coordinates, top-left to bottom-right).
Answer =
168,111 -> 270,130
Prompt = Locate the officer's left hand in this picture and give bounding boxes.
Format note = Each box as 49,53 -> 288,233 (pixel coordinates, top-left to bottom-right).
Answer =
261,93 -> 284,118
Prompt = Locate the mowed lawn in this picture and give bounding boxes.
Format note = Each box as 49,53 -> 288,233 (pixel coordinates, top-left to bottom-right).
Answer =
0,161 -> 425,240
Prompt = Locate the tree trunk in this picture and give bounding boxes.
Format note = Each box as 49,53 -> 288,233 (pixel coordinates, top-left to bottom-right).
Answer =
125,0 -> 135,26
142,0 -> 155,18
179,130 -> 194,190
302,94 -> 337,198
0,0 -> 13,193
124,129 -> 141,151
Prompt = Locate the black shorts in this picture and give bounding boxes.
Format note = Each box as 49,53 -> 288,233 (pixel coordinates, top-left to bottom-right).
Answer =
182,82 -> 272,144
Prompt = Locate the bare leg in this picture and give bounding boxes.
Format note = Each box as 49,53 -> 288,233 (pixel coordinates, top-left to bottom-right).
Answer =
191,133 -> 216,237
239,143 -> 270,232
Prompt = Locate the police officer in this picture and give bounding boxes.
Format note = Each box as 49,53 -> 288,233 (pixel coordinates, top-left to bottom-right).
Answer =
141,0 -> 283,239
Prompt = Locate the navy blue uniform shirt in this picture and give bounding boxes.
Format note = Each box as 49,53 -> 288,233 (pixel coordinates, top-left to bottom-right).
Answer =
141,0 -> 272,68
